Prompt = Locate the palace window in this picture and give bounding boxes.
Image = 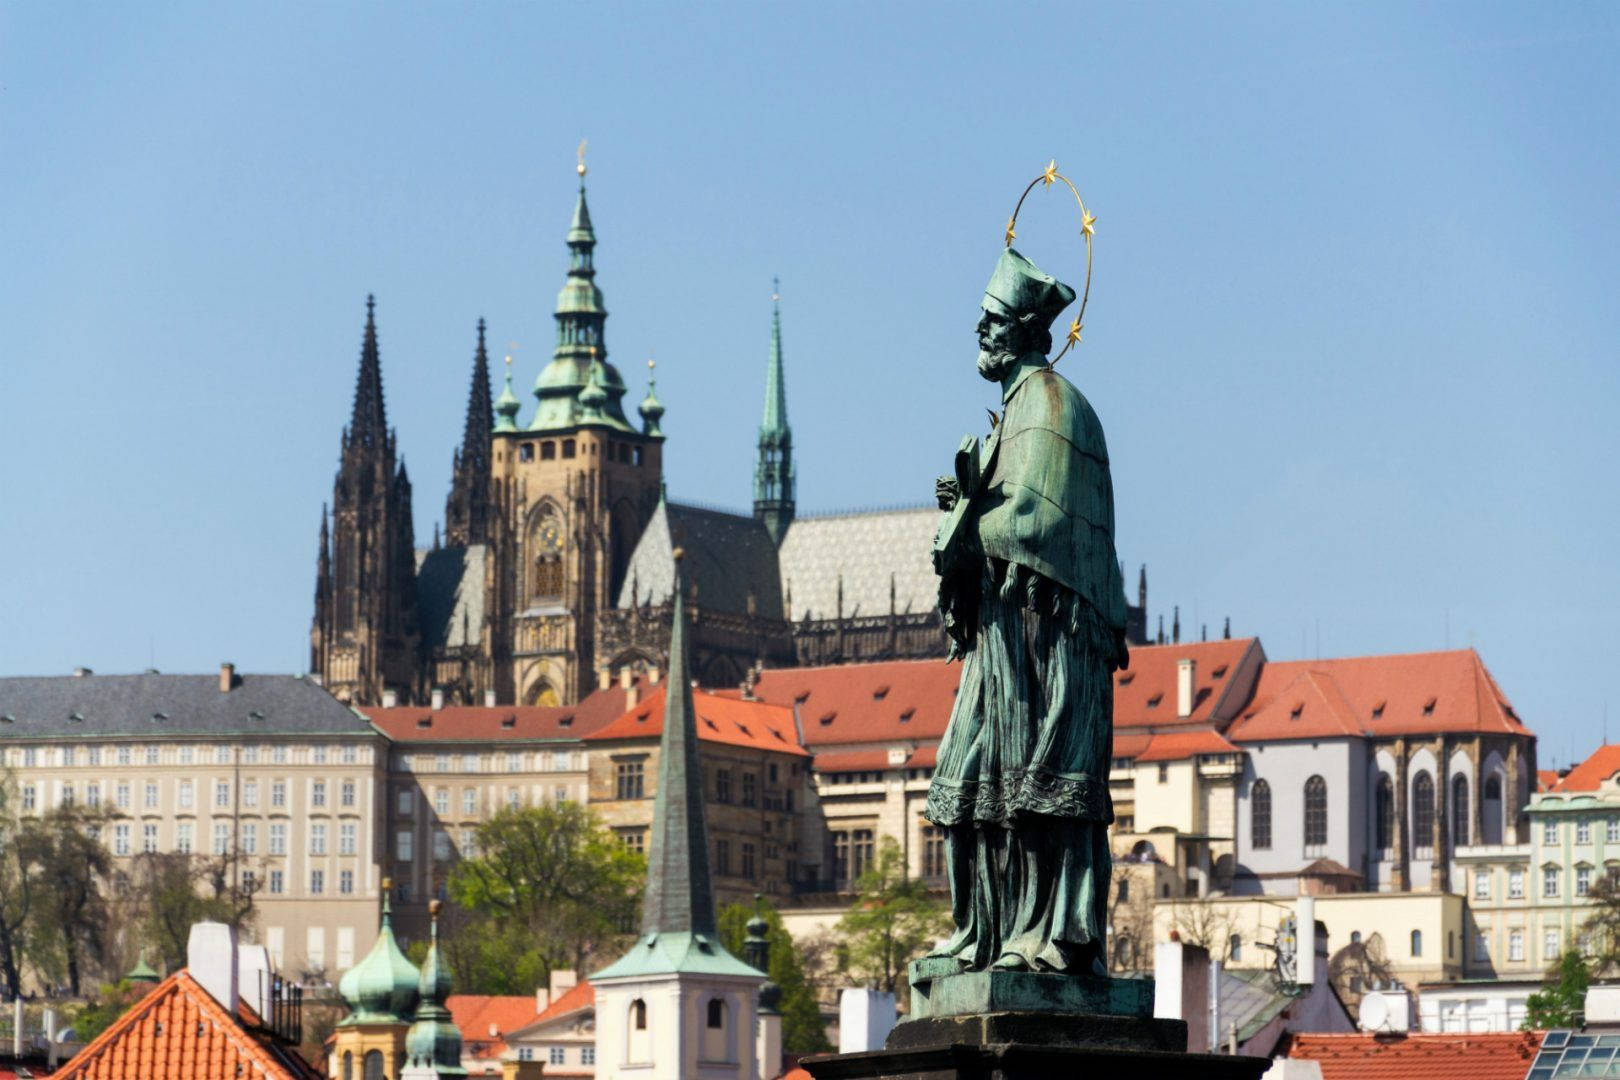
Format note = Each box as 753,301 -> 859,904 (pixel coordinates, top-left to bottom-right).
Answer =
617,828 -> 646,855
1578,819 -> 1592,845
1303,775 -> 1328,852
1509,929 -> 1524,961
1544,820 -> 1559,845
1544,928 -> 1561,961
1251,779 -> 1272,850
1475,870 -> 1490,900
715,838 -> 731,876
742,772 -> 757,807
716,769 -> 732,804
922,825 -> 946,879
1410,930 -> 1422,957
741,842 -> 756,880
341,780 -> 356,807
1544,866 -> 1560,898
1508,868 -> 1525,899
541,441 -> 556,460
1578,865 -> 1592,896
616,761 -> 645,800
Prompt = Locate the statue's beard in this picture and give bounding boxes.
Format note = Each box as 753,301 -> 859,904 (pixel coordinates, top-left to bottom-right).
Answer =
977,347 -> 1019,382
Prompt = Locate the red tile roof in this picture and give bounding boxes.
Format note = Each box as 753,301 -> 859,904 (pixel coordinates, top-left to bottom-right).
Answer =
1133,729 -> 1242,763
1113,639 -> 1261,731
1282,1030 -> 1544,1080
56,970 -> 321,1080
1548,746 -> 1620,792
583,688 -> 809,757
813,749 -> 907,772
366,684 -> 641,743
1111,731 -> 1153,760
1539,769 -> 1564,792
747,659 -> 959,746
1228,649 -> 1528,743
448,993 -> 548,1060
532,979 -> 594,1026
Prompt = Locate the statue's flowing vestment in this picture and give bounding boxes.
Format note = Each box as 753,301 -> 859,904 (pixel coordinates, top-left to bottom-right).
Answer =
927,350 -> 1128,974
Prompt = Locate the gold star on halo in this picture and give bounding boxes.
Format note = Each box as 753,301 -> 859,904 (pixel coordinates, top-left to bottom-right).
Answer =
1066,319 -> 1084,347
1004,215 -> 1017,245
1042,159 -> 1058,188
1081,209 -> 1097,238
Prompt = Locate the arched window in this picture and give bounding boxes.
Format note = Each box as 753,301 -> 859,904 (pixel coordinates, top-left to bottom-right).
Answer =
632,999 -> 648,1030
1410,929 -> 1422,957
707,998 -> 726,1029
1229,933 -> 1242,962
1375,775 -> 1395,851
1413,771 -> 1435,854
529,508 -> 565,602
363,1050 -> 384,1080
1304,776 -> 1328,851
1251,780 -> 1272,850
1452,775 -> 1470,847
1482,775 -> 1504,845
342,1052 -> 353,1080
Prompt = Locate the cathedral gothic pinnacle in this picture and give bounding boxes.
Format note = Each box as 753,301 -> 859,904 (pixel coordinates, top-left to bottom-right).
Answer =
754,280 -> 795,546
444,318 -> 494,546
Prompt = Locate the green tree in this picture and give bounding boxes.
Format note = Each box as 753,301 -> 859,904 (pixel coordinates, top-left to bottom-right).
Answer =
128,851 -> 258,973
72,979 -> 154,1042
1525,949 -> 1591,1029
718,899 -> 833,1054
1582,875 -> 1620,975
835,837 -> 950,1002
27,804 -> 116,995
0,771 -> 48,996
441,804 -> 643,993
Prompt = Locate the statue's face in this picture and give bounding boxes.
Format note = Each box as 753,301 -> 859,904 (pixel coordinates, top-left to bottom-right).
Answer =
977,306 -> 1018,381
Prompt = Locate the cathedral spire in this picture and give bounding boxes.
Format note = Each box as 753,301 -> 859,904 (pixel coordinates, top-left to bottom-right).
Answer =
444,319 -> 494,546
349,294 -> 388,452
753,279 -> 796,546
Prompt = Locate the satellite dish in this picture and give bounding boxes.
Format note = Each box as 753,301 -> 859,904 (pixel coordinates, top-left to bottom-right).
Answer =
1361,991 -> 1389,1032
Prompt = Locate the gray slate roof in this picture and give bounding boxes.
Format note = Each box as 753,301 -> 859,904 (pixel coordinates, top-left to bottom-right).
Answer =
615,500 -> 784,620
417,544 -> 487,650
0,673 -> 373,739
777,506 -> 941,622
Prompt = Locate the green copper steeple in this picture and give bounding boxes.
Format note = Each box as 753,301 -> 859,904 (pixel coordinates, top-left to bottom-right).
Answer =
753,279 -> 795,546
592,551 -> 761,981
338,885 -> 419,1025
529,159 -> 633,433
494,355 -> 520,433
401,901 -> 466,1076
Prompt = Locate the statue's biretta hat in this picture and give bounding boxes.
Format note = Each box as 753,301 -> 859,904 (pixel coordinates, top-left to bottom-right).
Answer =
983,247 -> 1077,328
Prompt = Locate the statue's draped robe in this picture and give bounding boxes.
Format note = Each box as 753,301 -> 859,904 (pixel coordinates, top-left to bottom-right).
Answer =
926,359 -> 1128,973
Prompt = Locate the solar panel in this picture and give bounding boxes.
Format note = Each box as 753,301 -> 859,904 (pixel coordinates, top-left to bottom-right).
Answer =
1526,1030 -> 1620,1078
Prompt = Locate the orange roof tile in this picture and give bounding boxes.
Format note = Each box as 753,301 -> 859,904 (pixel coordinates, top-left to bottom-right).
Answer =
1113,639 -> 1261,731
1539,768 -> 1564,792
1228,649 -> 1529,743
1134,729 -> 1242,763
448,993 -> 548,1060
1548,746 -> 1620,792
1283,1030 -> 1543,1080
1111,731 -> 1153,759
583,688 -> 809,757
366,681 -> 654,743
532,980 -> 594,1025
748,659 -> 959,746
56,970 -> 321,1080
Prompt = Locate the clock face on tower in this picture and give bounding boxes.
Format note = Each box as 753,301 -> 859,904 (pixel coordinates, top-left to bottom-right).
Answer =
537,518 -> 563,554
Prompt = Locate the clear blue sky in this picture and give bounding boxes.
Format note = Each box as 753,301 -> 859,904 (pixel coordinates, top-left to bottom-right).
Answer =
2,4 -> 1616,765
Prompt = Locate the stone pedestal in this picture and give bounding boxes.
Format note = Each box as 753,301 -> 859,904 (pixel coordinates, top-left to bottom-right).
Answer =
800,960 -> 1270,1080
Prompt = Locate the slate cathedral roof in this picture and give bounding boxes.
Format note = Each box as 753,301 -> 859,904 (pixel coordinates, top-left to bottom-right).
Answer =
416,543 -> 487,651
616,498 -> 785,619
776,506 -> 941,623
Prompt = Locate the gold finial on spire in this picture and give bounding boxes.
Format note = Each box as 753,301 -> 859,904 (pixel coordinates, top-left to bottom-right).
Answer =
647,356 -> 656,374
576,138 -> 588,177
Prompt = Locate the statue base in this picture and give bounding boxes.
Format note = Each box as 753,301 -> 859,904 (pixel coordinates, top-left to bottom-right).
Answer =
798,960 -> 1270,1080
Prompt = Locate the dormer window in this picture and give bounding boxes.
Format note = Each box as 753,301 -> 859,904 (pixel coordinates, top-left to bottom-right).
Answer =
1423,697 -> 1437,716
873,686 -> 890,701
500,716 -> 516,729
899,708 -> 915,723
1211,665 -> 1228,678
1119,672 -> 1135,686
1290,702 -> 1304,721
416,717 -> 431,729
1371,700 -> 1386,719
1146,693 -> 1162,708
819,712 -> 836,727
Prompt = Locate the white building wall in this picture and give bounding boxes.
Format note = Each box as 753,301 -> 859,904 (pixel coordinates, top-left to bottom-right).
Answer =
1235,739 -> 1367,893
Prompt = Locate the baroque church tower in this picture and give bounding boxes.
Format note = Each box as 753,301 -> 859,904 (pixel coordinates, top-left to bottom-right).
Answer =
311,296 -> 422,705
488,161 -> 666,706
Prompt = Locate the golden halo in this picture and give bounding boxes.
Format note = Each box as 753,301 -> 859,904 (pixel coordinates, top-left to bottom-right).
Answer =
1004,159 -> 1095,365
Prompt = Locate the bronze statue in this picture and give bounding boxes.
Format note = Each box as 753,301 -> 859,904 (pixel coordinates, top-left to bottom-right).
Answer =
927,236 -> 1128,976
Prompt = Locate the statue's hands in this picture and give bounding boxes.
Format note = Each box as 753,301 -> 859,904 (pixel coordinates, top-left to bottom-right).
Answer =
935,476 -> 960,511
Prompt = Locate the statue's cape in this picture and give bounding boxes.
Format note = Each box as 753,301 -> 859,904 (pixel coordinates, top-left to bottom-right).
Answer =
973,364 -> 1127,632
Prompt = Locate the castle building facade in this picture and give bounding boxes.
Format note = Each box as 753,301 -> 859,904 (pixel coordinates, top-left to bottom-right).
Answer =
309,167 -> 1149,708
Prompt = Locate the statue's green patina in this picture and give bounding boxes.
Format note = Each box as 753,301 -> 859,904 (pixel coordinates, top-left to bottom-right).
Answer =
928,246 -> 1129,977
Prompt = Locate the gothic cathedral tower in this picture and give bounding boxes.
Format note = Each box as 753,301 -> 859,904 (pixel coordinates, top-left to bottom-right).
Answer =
311,296 -> 422,705
488,163 -> 665,706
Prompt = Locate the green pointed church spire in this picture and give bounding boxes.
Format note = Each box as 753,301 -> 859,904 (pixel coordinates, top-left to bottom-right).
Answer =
753,279 -> 795,545
494,354 -> 520,433
402,900 -> 466,1076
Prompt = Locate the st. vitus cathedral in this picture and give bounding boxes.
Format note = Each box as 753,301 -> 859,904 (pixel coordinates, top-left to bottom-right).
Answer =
310,167 -> 1149,707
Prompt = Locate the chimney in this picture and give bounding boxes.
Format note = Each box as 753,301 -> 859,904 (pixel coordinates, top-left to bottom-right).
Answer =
431,687 -> 445,710
382,688 -> 399,708
648,667 -> 661,685
619,667 -> 632,691
238,943 -> 273,1019
73,666 -> 93,678
219,662 -> 236,693
485,690 -> 497,708
626,682 -> 640,709
187,921 -> 239,1015
1153,938 -> 1211,1052
597,667 -> 611,691
1295,896 -> 1317,986
549,969 -> 577,1000
1177,658 -> 1196,718
535,986 -> 549,1013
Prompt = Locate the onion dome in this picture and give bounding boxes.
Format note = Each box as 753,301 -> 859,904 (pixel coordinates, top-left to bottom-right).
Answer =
338,884 -> 419,1025
403,900 -> 465,1073
125,951 -> 160,986
494,356 -> 521,433
638,358 -> 665,438
577,352 -> 609,422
